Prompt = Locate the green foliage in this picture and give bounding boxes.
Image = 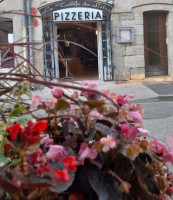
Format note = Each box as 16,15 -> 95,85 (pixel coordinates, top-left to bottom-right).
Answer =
9,106 -> 25,117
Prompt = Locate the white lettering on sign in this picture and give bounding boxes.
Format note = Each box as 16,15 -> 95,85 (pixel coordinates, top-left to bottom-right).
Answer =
53,7 -> 103,21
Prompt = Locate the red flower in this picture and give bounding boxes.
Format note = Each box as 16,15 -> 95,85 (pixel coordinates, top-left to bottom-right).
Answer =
53,168 -> 70,182
27,149 -> 50,177
6,123 -> 21,141
63,156 -> 78,171
20,120 -> 47,145
43,165 -> 51,173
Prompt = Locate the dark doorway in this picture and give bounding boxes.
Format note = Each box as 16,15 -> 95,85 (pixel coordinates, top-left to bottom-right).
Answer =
144,12 -> 168,77
57,22 -> 98,80
0,18 -> 14,69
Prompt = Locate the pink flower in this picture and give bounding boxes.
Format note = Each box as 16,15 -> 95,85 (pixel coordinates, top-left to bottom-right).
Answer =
128,127 -> 137,140
115,95 -> 127,105
137,128 -> 148,136
46,145 -> 67,161
82,80 -> 89,86
150,139 -> 167,155
89,81 -> 98,89
30,96 -> 41,109
163,150 -> 173,164
78,142 -> 98,165
81,81 -> 98,98
89,110 -> 103,120
166,136 -> 173,148
100,135 -> 116,152
166,186 -> 173,195
159,194 -> 169,200
121,124 -> 137,140
51,87 -> 63,99
130,111 -> 143,123
128,94 -> 136,99
162,136 -> 173,164
40,136 -> 54,148
82,80 -> 98,89
45,98 -> 57,109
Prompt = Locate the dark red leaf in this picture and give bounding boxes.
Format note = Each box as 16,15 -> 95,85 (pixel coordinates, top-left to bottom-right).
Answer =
4,143 -> 11,152
27,136 -> 43,145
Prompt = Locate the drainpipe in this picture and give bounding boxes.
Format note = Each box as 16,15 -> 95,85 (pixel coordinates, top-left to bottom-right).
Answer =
22,0 -> 27,70
28,0 -> 35,89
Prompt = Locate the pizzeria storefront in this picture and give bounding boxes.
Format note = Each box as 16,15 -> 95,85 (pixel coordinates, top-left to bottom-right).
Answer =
1,0 -> 173,82
39,0 -> 114,81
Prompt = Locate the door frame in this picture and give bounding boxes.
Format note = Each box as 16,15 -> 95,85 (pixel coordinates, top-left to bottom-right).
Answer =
144,11 -> 168,76
54,21 -> 104,80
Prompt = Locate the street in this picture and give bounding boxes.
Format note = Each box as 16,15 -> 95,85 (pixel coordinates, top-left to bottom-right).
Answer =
32,80 -> 173,144
134,82 -> 173,144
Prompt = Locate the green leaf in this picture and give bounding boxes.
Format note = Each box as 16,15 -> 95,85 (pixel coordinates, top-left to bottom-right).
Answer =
0,153 -> 9,167
13,115 -> 33,126
55,99 -> 70,112
83,100 -> 105,109
87,164 -> 122,200
9,106 -> 25,117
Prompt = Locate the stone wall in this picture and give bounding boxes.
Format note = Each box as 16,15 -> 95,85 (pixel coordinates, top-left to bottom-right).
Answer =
1,0 -> 173,81
112,0 -> 173,81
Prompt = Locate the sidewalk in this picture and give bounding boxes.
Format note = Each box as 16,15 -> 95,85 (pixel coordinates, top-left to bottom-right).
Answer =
32,78 -> 170,101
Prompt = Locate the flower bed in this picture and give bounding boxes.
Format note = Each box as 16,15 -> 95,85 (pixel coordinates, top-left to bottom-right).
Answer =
0,79 -> 173,200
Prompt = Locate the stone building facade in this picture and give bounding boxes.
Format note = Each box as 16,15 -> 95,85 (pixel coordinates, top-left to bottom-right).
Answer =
0,0 -> 173,82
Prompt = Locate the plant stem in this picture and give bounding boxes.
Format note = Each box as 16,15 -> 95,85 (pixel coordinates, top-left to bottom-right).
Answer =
0,116 -> 11,152
3,159 -> 21,171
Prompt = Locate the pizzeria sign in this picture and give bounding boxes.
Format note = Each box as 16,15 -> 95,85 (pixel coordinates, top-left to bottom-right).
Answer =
53,7 -> 103,21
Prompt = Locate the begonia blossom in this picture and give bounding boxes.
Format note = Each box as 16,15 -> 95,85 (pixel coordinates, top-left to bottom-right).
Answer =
78,142 -> 98,164
130,111 -> 143,123
166,135 -> 173,148
89,81 -> 98,89
150,139 -> 168,155
89,110 -> 103,120
45,98 -> 57,110
30,96 -> 41,109
40,136 -> 54,148
51,87 -> 63,99
114,95 -> 127,105
137,128 -> 148,136
121,124 -> 137,140
53,168 -> 70,182
100,135 -> 116,152
63,156 -> 78,171
128,94 -> 136,99
81,80 -> 89,86
46,145 -> 67,161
